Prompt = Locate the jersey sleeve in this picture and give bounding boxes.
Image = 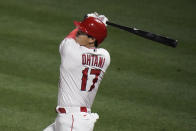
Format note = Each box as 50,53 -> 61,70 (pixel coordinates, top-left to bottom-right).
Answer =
59,28 -> 79,54
101,49 -> 111,72
59,38 -> 80,58
59,39 -> 73,55
105,50 -> 111,71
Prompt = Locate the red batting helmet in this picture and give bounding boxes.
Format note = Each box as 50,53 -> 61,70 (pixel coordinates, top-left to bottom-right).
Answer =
74,17 -> 107,45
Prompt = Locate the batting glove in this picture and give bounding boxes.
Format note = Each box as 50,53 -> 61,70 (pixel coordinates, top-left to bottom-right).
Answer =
98,15 -> 108,26
85,12 -> 108,26
86,12 -> 99,18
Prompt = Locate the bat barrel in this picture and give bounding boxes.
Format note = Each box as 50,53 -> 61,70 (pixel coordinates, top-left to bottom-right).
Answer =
106,21 -> 178,48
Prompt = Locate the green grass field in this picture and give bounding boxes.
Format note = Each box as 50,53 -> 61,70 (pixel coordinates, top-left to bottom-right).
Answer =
0,0 -> 196,130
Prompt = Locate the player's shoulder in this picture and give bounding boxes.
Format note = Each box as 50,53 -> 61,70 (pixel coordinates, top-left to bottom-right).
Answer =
59,38 -> 79,53
97,48 -> 110,57
97,48 -> 111,70
61,38 -> 76,45
60,38 -> 78,48
97,48 -> 110,64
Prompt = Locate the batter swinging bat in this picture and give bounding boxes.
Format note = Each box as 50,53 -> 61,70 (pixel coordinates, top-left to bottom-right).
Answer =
106,21 -> 178,48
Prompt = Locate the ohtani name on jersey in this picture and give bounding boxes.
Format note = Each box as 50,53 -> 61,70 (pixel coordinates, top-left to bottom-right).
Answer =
82,54 -> 105,68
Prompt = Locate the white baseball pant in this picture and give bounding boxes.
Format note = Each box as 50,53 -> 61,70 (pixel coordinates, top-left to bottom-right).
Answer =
43,107 -> 99,131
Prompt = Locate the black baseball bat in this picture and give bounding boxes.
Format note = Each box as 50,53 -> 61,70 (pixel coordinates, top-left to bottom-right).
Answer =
106,21 -> 178,48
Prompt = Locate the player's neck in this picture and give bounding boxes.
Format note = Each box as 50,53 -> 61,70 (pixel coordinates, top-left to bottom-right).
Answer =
84,43 -> 95,48
76,40 -> 95,48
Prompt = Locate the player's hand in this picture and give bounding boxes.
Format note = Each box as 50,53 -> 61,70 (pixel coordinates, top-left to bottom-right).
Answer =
97,15 -> 108,26
86,12 -> 99,18
84,12 -> 99,20
85,12 -> 108,26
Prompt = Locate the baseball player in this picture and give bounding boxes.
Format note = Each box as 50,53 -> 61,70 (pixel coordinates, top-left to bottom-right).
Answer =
43,13 -> 110,131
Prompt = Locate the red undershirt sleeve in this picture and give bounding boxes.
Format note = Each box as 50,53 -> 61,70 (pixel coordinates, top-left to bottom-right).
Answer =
66,28 -> 79,39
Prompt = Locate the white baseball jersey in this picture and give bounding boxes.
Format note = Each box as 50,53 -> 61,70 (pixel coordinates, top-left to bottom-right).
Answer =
57,37 -> 110,109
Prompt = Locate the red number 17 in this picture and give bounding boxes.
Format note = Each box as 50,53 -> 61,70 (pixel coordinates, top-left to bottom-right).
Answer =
81,68 -> 101,92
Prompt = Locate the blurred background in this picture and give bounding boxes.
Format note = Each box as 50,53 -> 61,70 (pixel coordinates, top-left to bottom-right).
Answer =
0,0 -> 196,130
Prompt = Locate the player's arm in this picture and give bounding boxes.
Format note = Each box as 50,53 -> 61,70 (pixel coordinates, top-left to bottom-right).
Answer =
65,12 -> 107,40
84,12 -> 108,26
59,28 -> 79,54
66,28 -> 79,39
